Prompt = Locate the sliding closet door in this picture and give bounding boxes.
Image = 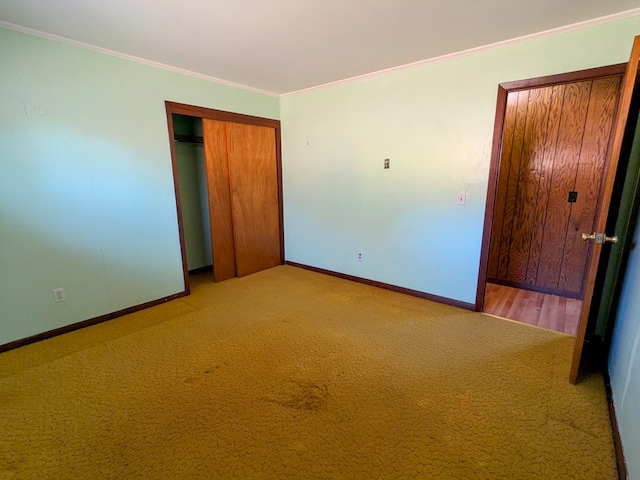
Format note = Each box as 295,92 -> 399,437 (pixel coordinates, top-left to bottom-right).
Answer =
227,122 -> 281,277
202,119 -> 236,282
166,101 -> 284,288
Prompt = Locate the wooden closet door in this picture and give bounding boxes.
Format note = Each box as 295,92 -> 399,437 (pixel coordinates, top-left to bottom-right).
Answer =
227,122 -> 281,277
202,119 -> 236,282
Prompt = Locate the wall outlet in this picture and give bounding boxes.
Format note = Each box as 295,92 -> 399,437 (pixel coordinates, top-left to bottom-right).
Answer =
53,288 -> 66,303
357,252 -> 364,261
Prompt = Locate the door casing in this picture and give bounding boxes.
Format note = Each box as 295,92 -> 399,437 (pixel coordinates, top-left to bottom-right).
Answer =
165,101 -> 284,294
476,63 -> 627,383
486,74 -> 622,300
477,63 -> 626,311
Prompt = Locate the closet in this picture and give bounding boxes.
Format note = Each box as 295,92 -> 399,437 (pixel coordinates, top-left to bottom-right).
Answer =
173,115 -> 212,272
203,119 -> 281,281
166,102 -> 283,289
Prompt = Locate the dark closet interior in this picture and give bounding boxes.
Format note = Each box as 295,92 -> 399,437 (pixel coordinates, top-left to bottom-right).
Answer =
173,114 -> 212,272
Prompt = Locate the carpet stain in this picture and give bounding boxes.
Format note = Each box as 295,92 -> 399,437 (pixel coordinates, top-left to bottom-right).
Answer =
267,380 -> 330,411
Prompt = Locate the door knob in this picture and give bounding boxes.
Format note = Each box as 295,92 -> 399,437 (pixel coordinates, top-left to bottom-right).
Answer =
581,232 -> 618,244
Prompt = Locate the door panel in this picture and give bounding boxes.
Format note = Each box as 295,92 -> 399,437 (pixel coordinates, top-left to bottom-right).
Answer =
203,119 -> 236,282
571,36 -> 640,383
227,123 -> 281,277
526,85 -> 564,285
508,86 -> 553,284
536,81 -> 592,292
559,77 -> 622,293
494,91 -> 530,281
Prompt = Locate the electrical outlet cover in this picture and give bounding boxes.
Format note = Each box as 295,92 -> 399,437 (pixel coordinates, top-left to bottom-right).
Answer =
53,288 -> 66,303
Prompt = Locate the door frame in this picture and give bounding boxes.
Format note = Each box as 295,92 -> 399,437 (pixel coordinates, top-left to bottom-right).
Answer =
476,63 -> 627,312
165,101 -> 284,294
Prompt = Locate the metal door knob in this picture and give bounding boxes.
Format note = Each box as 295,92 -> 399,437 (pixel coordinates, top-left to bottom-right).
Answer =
581,232 -> 618,244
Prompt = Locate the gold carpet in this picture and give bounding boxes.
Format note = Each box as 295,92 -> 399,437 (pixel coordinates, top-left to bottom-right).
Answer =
0,266 -> 617,479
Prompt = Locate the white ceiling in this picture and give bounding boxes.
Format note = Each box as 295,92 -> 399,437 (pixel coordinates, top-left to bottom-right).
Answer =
2,0 -> 640,95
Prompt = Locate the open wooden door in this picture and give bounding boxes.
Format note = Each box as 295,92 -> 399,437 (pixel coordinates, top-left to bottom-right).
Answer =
570,36 -> 640,383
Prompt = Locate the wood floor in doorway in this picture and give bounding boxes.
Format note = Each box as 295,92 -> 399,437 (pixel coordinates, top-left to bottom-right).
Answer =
483,283 -> 581,336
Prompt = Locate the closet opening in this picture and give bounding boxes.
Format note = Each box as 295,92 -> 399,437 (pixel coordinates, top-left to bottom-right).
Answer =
172,114 -> 213,277
166,102 -> 284,294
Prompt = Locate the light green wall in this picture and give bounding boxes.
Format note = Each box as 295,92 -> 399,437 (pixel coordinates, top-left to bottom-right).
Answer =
0,27 -> 279,345
281,15 -> 640,304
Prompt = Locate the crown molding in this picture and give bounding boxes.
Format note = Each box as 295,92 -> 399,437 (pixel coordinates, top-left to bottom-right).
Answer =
0,20 -> 280,98
281,7 -> 640,97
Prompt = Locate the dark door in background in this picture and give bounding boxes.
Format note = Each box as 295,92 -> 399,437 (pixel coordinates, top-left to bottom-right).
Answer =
487,76 -> 621,299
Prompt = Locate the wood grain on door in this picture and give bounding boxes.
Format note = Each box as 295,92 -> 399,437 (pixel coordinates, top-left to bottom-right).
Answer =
488,76 -> 621,298
203,119 -> 236,282
227,122 -> 281,277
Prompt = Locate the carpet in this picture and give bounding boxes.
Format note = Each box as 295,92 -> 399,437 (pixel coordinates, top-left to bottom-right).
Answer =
0,265 -> 617,479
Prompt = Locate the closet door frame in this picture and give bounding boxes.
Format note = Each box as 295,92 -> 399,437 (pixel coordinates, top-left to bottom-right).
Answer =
165,101 -> 284,294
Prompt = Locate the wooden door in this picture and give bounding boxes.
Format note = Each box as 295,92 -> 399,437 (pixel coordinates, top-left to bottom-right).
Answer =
488,78 -> 621,299
202,119 -> 281,280
203,119 -> 236,282
227,122 -> 281,277
570,36 -> 640,383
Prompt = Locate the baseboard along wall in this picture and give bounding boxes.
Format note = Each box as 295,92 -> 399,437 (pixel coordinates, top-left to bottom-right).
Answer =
0,292 -> 186,353
285,261 -> 475,311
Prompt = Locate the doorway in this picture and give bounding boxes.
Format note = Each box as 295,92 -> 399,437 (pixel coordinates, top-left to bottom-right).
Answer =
165,102 -> 284,293
172,114 -> 212,274
478,64 -> 626,335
